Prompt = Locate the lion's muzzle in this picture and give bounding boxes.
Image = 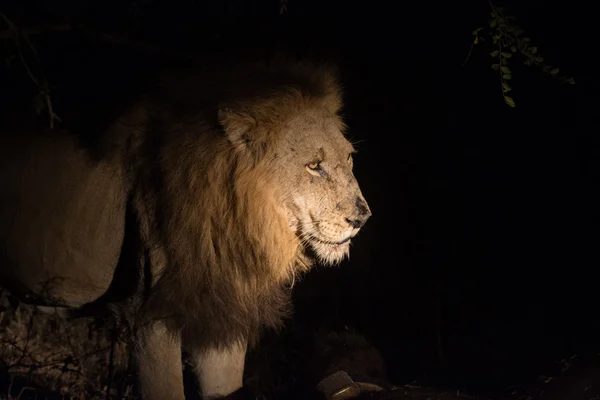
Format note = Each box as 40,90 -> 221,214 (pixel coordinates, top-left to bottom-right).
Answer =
345,196 -> 371,229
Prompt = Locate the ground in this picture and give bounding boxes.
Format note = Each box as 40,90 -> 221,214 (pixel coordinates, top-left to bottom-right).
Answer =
3,289 -> 597,400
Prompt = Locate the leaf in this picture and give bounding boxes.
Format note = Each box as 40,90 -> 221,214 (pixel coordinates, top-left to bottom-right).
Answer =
502,83 -> 512,93
501,52 -> 512,58
490,19 -> 497,28
490,50 -> 500,58
472,27 -> 483,35
501,66 -> 511,73
474,36 -> 479,44
524,59 -> 533,66
550,68 -> 560,76
503,73 -> 512,80
504,96 -> 516,107
511,45 -> 517,52
530,46 -> 537,54
564,77 -> 576,84
491,64 -> 500,70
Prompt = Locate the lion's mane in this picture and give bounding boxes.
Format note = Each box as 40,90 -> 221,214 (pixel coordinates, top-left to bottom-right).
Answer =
112,57 -> 344,350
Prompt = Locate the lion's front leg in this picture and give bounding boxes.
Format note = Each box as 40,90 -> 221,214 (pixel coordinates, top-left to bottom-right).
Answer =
189,340 -> 247,399
134,320 -> 185,400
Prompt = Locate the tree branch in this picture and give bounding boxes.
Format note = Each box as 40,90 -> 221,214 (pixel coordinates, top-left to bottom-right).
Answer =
0,22 -> 198,60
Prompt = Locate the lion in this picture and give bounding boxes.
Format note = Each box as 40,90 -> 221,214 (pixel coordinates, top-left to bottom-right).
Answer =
0,56 -> 371,399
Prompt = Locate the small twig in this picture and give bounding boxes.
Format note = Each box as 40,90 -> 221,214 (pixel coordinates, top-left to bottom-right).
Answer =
460,41 -> 474,68
10,306 -> 37,369
105,323 -> 117,400
17,386 -> 36,400
0,13 -> 61,128
280,0 -> 288,15
0,22 -> 198,60
117,343 -> 135,400
0,23 -> 71,39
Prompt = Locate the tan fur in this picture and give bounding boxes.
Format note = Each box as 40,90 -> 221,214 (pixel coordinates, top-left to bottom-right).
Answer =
0,56 -> 371,398
107,58 -> 372,353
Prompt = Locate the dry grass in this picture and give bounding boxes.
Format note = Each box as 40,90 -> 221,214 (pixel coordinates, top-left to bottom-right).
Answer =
0,290 -> 134,399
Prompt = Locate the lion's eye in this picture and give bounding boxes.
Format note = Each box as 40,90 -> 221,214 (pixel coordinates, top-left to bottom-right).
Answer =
306,162 -> 323,176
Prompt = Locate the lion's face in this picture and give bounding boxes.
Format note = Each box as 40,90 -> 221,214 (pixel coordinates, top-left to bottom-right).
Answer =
269,109 -> 371,265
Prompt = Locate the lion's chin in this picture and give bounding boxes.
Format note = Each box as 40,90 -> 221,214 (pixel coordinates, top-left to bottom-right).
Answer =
309,239 -> 350,266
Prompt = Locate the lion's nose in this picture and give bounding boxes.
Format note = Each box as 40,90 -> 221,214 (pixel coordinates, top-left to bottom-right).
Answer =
345,197 -> 371,229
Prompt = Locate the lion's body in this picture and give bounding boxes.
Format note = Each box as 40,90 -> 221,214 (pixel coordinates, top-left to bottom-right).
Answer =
0,130 -> 127,307
0,57 -> 371,399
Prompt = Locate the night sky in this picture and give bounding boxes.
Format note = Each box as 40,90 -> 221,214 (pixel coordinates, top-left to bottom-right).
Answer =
0,0 -> 598,398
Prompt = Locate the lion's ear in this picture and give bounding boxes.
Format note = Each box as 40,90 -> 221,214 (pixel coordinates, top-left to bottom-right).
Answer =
218,108 -> 256,150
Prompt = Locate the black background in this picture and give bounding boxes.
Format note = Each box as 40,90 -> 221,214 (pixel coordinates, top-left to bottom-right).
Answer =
1,0 -> 598,397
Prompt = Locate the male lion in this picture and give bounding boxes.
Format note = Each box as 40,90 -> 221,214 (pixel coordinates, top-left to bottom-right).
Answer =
0,57 -> 371,399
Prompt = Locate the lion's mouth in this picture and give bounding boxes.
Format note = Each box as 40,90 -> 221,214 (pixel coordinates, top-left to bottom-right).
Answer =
309,235 -> 351,247
300,230 -> 352,265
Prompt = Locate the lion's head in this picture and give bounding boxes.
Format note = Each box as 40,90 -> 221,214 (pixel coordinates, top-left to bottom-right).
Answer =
217,65 -> 371,267
266,110 -> 370,266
